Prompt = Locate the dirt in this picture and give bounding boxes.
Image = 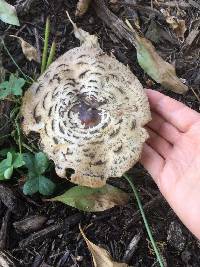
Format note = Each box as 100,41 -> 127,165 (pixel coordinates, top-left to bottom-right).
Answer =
0,0 -> 200,266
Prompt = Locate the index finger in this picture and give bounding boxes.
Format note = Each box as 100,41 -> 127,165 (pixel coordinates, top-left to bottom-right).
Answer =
146,89 -> 200,132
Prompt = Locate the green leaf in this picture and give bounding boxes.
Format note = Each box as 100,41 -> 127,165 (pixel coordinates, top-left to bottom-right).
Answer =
23,175 -> 55,196
4,166 -> 13,179
5,152 -> 13,166
50,184 -> 129,212
0,151 -> 25,180
23,177 -> 39,195
23,152 -> 53,196
10,74 -> 25,95
38,175 -> 55,196
0,74 -> 25,100
23,153 -> 35,171
0,152 -> 12,179
0,159 -> 11,180
0,0 -> 20,26
34,152 -> 49,174
13,153 -> 25,168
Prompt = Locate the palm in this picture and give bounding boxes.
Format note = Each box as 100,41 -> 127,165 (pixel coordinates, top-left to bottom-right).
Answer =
141,90 -> 200,239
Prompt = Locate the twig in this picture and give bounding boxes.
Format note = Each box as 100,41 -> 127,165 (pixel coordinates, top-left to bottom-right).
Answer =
190,87 -> 200,103
126,193 -> 164,228
122,231 -> 142,263
19,213 -> 82,248
34,27 -> 41,63
92,0 -> 137,46
0,210 -> 11,249
15,0 -> 35,15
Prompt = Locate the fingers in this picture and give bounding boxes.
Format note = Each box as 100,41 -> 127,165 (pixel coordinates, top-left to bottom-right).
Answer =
140,143 -> 165,183
146,127 -> 173,158
148,111 -> 181,144
146,89 -> 200,132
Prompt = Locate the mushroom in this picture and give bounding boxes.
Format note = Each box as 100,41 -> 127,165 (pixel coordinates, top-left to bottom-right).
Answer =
21,21 -> 151,188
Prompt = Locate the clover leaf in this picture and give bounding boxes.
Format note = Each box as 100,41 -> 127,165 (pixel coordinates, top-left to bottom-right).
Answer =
0,151 -> 25,180
0,74 -> 25,99
23,152 -> 55,196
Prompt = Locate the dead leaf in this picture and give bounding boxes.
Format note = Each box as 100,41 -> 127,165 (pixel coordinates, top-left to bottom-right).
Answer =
93,1 -> 188,94
80,226 -> 129,267
75,0 -> 92,17
161,9 -> 187,39
124,20 -> 188,94
135,34 -> 188,94
10,35 -> 40,63
174,19 -> 187,39
48,184 -> 130,212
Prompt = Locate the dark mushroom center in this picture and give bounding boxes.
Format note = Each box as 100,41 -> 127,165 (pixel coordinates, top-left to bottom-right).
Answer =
78,101 -> 101,128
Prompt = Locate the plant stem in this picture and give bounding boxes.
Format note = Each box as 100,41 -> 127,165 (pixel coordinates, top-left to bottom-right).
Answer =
123,173 -> 165,267
15,114 -> 22,154
46,40 -> 56,69
1,40 -> 34,83
41,17 -> 50,74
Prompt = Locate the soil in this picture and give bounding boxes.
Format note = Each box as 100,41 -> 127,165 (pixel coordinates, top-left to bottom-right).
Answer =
0,0 -> 200,266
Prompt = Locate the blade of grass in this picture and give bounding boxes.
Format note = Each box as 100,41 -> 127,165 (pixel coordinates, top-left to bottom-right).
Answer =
41,17 -> 50,74
1,40 -> 34,83
123,173 -> 165,267
46,40 -> 56,69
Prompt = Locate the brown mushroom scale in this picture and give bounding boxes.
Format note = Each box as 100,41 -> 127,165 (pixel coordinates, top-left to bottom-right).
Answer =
21,25 -> 151,187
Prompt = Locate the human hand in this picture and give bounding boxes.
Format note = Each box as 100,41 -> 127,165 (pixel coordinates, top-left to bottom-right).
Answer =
140,89 -> 200,240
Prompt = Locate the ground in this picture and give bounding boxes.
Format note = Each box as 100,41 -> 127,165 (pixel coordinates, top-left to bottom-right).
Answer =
0,0 -> 200,266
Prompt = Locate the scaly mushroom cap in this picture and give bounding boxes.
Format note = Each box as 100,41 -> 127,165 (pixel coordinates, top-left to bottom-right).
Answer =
21,27 -> 151,188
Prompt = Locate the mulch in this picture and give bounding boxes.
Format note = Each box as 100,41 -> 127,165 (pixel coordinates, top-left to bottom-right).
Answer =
0,0 -> 200,266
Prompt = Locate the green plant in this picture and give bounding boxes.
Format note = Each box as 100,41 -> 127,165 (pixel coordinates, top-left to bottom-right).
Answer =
123,174 -> 165,267
0,151 -> 25,180
0,73 -> 25,99
23,152 -> 55,196
41,17 -> 56,74
1,40 -> 34,83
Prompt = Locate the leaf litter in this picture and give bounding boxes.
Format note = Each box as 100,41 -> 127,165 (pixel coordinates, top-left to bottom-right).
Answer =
0,0 -> 200,266
49,184 -> 129,212
93,0 -> 188,94
80,226 -> 129,266
75,0 -> 92,17
10,35 -> 40,63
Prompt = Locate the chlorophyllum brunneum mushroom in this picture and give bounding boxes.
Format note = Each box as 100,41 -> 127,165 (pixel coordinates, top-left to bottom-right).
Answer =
21,21 -> 151,188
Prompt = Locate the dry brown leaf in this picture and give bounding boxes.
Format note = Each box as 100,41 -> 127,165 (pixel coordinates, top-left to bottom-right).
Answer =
174,19 -> 187,39
93,2 -> 188,94
125,20 -> 188,94
135,34 -> 188,94
75,0 -> 92,17
10,35 -> 40,63
161,9 -> 187,39
50,184 -> 129,212
80,226 -> 129,267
